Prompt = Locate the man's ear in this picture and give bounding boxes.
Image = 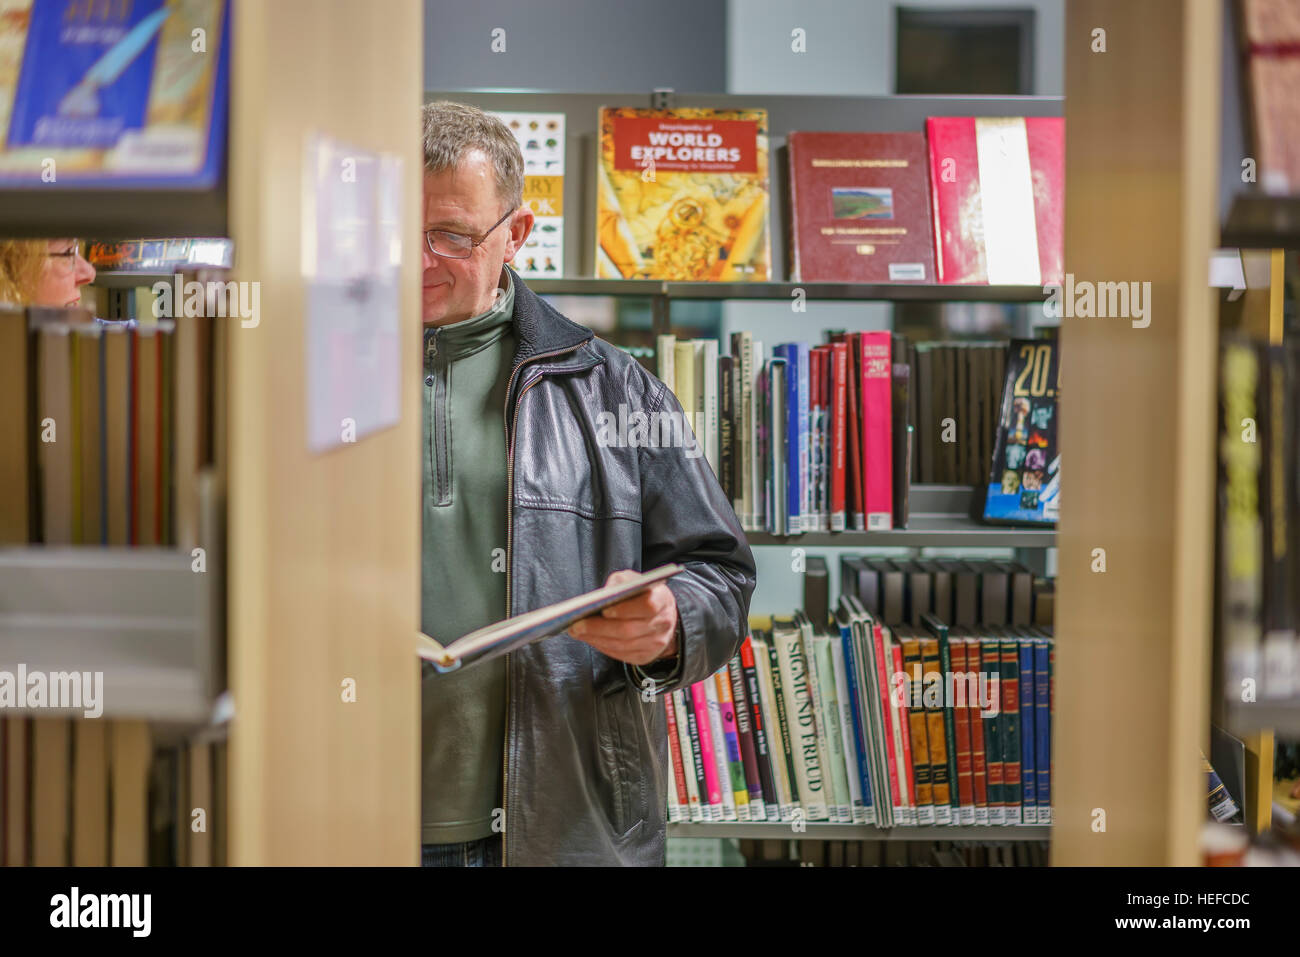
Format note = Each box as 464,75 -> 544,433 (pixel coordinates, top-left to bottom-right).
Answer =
502,206 -> 535,263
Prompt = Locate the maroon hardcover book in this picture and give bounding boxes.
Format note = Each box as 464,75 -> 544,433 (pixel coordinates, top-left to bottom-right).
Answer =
788,131 -> 936,283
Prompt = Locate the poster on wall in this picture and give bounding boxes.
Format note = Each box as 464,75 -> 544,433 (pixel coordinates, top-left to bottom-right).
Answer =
488,110 -> 564,278
0,0 -> 229,187
303,133 -> 403,454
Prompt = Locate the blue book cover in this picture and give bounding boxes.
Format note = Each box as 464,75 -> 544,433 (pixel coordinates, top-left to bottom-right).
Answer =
1034,638 -> 1051,819
838,618 -> 874,821
3,0 -> 229,187
773,345 -> 801,534
1018,640 -> 1037,821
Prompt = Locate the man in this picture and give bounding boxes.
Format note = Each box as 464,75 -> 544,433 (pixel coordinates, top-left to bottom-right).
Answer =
419,101 -> 755,867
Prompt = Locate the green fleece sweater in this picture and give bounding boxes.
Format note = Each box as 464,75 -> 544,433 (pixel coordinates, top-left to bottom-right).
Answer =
420,274 -> 515,845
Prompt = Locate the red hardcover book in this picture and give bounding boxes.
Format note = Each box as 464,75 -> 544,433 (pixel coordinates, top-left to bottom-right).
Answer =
890,639 -> 916,821
664,695 -> 690,816
841,333 -> 864,529
964,638 -> 991,824
858,331 -> 893,530
951,640 -> 977,824
788,131 -> 936,282
925,116 -> 1064,285
870,619 -> 903,816
809,346 -> 825,531
829,341 -> 848,530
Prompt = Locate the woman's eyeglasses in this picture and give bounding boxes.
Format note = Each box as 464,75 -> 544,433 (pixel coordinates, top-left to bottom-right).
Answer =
46,241 -> 81,272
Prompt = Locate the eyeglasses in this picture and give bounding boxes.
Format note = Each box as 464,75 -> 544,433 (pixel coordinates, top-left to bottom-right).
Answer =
46,241 -> 81,271
424,208 -> 515,259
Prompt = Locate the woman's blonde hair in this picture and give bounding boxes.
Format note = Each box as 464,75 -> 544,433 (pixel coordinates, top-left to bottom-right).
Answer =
0,239 -> 47,305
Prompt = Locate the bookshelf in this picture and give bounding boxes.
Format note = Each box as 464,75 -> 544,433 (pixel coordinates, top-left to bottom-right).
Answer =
527,278 -> 1052,305
667,822 -> 1050,841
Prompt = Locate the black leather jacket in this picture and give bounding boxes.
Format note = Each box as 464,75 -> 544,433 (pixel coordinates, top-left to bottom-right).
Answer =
500,269 -> 756,865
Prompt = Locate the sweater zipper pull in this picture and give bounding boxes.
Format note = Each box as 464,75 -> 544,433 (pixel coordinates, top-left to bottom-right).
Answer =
424,329 -> 438,384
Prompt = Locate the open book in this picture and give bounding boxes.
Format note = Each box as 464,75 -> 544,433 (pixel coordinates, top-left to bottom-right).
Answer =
417,564 -> 685,674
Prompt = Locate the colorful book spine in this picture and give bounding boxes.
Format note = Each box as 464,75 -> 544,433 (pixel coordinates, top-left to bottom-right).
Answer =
765,637 -> 800,820
774,624 -> 829,820
828,636 -> 868,824
1000,640 -> 1022,824
951,638 -> 977,825
672,690 -> 704,821
919,638 -> 953,824
889,638 -> 916,824
900,637 -> 934,824
795,344 -> 811,531
931,621 -> 963,822
747,338 -> 764,532
739,637 -> 779,819
830,341 -> 848,531
688,681 -> 723,821
703,677 -> 738,821
837,616 -> 876,824
1034,637 -> 1051,824
772,345 -> 802,533
982,638 -> 1006,825
1018,640 -> 1037,824
964,639 -> 991,825
870,618 -> 905,822
859,331 -> 893,530
714,669 -> 749,820
664,694 -> 688,822
728,654 -> 767,820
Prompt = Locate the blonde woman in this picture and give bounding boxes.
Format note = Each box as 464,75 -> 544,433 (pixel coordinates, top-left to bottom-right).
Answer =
0,238 -> 96,306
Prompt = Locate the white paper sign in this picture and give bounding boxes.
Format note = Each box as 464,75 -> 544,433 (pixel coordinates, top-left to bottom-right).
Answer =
303,133 -> 403,453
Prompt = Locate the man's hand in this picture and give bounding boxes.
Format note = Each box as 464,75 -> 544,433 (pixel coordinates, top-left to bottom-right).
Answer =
568,570 -> 679,666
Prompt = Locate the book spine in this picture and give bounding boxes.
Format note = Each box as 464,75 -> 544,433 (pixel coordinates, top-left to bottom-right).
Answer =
965,640 -> 991,825
701,339 -> 719,478
664,694 -> 688,822
673,341 -> 696,437
860,331 -> 894,529
800,626 -> 840,821
1048,638 -> 1055,817
901,638 -> 935,824
719,354 -> 735,504
688,682 -> 723,821
839,622 -> 877,824
920,638 -> 953,824
731,332 -> 752,528
869,620 -> 904,821
1034,638 -> 1051,824
728,654 -> 767,819
774,345 -> 801,534
950,640 -> 977,825
829,637 -> 868,824
889,639 -> 917,824
769,358 -> 788,535
813,637 -> 852,823
1018,640 -> 1037,824
1000,640 -> 1022,825
672,690 -> 704,821
749,338 -> 764,531
704,677 -> 738,821
981,639 -> 1005,824
656,333 -> 676,387
775,628 -> 828,821
765,639 -> 800,820
739,637 -> 778,819
714,669 -> 749,820
830,341 -> 848,530
797,343 -> 811,531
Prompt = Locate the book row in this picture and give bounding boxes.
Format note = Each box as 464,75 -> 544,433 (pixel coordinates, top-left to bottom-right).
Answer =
655,331 -> 1059,532
666,608 -> 1054,829
0,314 -> 215,547
591,108 -> 1063,285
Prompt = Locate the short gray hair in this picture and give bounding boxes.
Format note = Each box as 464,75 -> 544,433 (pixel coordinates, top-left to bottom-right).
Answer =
422,100 -> 523,215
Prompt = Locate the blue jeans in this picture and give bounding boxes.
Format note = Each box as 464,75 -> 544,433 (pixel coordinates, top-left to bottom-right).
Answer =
422,833 -> 503,867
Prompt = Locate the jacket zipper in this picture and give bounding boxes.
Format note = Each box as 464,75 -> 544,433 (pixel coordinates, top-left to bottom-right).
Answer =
425,330 -> 452,507
500,343 -> 585,868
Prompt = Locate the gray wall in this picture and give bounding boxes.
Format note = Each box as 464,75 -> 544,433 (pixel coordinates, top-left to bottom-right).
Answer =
423,0 -> 727,93
727,0 -> 1065,96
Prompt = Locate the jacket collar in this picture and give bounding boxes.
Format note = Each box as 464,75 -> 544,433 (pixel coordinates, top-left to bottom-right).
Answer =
506,265 -> 594,369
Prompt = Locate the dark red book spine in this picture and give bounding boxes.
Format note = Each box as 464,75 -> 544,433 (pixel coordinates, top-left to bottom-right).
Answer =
951,640 -> 976,822
830,341 -> 847,530
664,694 -> 690,813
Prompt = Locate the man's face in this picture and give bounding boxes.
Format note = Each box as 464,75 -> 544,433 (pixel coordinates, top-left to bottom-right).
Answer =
421,150 -> 532,326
